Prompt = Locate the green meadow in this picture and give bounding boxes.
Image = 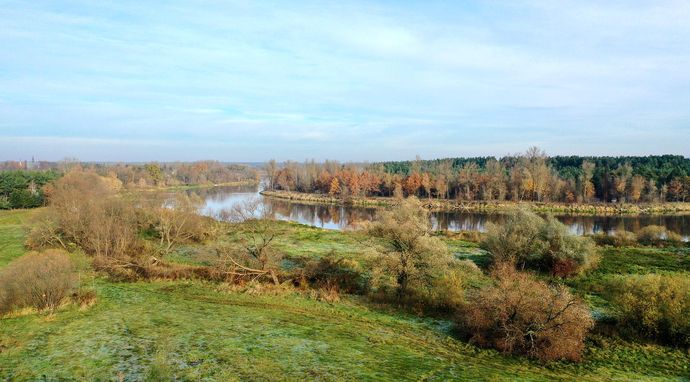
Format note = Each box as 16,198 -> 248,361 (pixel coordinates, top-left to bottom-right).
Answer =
1,210 -> 688,381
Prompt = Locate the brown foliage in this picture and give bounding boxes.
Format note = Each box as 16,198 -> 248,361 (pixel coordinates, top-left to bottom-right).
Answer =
460,264 -> 593,362
0,250 -> 78,315
30,170 -> 142,259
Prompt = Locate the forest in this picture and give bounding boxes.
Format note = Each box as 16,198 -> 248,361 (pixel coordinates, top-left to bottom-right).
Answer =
267,148 -> 690,203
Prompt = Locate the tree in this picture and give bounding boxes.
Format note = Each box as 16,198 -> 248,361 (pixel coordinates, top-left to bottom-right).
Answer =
667,178 -> 684,201
524,147 -> 550,201
580,161 -> 596,202
403,172 -> 422,197
220,198 -> 282,284
457,162 -> 479,200
367,197 -> 449,301
275,168 -> 295,191
152,193 -> 208,254
328,177 -> 341,196
612,163 -> 632,202
434,174 -> 448,199
628,175 -> 645,203
485,159 -> 506,201
265,160 -> 277,190
145,163 -> 163,186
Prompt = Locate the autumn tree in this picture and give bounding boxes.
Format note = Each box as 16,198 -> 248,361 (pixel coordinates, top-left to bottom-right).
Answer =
457,162 -> 479,200
612,163 -> 632,202
328,177 -> 341,196
420,172 -> 432,199
580,161 -> 596,202
403,172 -> 422,197
628,175 -> 645,203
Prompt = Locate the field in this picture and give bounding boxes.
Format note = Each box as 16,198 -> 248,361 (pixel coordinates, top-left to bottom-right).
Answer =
1,210 -> 689,381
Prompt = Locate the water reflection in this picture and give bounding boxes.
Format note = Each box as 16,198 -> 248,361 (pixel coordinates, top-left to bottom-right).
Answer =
187,185 -> 690,240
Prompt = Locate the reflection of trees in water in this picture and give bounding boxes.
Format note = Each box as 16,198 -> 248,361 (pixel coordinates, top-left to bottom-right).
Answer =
186,185 -> 258,203
190,187 -> 690,239
268,200 -> 376,229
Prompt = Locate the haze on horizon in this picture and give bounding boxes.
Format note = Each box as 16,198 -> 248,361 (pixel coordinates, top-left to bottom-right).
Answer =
1,0 -> 689,162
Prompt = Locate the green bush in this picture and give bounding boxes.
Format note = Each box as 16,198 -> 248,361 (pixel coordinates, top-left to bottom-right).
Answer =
301,254 -> 367,294
591,230 -> 637,247
481,209 -> 598,277
636,225 -> 684,246
609,274 -> 689,347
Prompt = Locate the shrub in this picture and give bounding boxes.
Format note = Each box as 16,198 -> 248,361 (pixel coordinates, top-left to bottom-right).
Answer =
481,209 -> 544,264
539,217 -> 599,277
367,197 -> 452,303
591,230 -> 637,247
0,250 -> 78,315
636,225 -> 683,246
460,264 -> 594,362
609,274 -> 689,347
421,260 -> 486,312
636,225 -> 666,246
301,254 -> 367,294
30,170 -> 143,259
481,209 -> 598,277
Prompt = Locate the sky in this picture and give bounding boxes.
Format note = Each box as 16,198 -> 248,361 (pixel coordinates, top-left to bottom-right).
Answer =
1,0 -> 689,162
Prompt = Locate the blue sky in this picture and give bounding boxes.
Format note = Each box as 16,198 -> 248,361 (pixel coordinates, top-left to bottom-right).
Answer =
1,0 -> 689,161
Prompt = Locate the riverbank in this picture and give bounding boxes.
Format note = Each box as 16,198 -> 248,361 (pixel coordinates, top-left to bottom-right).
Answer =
260,190 -> 690,215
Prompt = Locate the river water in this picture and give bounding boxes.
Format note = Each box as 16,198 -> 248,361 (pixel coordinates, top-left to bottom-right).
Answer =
186,184 -> 690,239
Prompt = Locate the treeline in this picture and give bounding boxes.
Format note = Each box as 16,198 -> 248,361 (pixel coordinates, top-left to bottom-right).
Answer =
0,170 -> 60,209
267,148 -> 690,203
0,161 -> 259,209
89,161 -> 259,188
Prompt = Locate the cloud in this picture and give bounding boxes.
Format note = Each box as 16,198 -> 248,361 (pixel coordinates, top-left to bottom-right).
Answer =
0,0 -> 688,160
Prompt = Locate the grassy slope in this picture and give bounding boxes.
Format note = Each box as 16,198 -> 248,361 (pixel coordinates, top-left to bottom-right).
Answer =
1,211 -> 689,381
0,209 -> 36,267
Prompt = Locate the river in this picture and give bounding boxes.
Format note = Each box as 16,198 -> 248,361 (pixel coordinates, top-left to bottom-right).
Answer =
185,184 -> 690,240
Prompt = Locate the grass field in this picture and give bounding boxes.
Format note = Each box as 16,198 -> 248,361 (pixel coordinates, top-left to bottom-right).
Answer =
0,209 -> 37,267
1,210 -> 689,381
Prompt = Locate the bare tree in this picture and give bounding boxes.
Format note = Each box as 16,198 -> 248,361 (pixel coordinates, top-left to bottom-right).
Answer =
153,193 -> 207,255
217,198 -> 282,284
265,159 -> 278,190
